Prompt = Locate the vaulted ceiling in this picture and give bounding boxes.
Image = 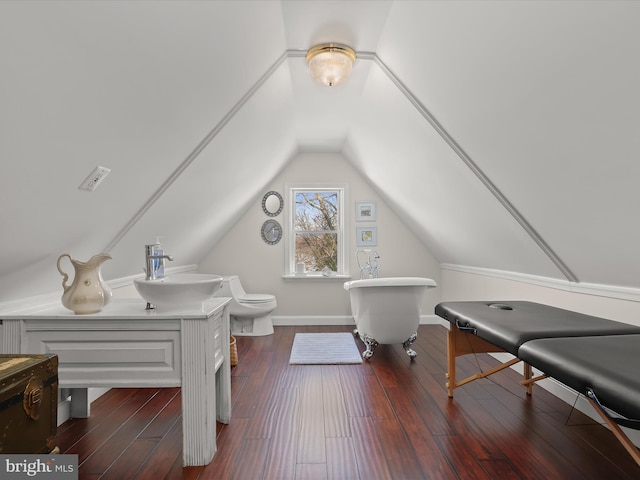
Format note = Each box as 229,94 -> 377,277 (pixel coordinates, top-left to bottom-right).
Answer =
2,0 -> 639,302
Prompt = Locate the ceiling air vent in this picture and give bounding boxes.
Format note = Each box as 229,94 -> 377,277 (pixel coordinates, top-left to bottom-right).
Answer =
78,166 -> 111,192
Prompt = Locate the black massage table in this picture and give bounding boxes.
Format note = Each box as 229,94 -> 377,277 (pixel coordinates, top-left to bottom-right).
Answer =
519,334 -> 640,465
435,301 -> 640,465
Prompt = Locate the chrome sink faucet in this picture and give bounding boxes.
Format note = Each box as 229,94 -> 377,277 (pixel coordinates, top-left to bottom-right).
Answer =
144,244 -> 174,280
357,249 -> 380,279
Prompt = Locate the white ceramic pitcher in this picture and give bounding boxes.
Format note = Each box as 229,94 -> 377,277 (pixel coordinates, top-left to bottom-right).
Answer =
56,253 -> 112,314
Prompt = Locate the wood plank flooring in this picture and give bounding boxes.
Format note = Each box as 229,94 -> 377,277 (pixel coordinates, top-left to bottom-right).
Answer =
55,325 -> 640,479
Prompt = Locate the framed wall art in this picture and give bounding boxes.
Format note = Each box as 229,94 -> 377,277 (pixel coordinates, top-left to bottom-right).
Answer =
356,226 -> 377,246
356,201 -> 376,221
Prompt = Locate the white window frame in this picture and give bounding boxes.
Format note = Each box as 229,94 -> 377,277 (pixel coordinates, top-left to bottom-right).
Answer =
285,183 -> 348,277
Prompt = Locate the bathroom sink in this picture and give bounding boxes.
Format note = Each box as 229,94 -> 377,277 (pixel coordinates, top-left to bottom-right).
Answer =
134,274 -> 223,308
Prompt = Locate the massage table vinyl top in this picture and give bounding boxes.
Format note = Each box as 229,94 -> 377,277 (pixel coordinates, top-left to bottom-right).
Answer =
435,301 -> 640,355
519,334 -> 640,422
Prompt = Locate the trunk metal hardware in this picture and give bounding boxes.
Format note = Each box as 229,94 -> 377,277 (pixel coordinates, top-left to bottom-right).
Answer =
23,376 -> 43,420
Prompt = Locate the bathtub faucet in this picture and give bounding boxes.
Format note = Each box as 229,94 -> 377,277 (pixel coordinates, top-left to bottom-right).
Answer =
144,244 -> 174,280
357,249 -> 380,279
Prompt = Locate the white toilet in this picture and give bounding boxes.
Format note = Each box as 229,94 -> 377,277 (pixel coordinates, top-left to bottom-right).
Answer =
214,275 -> 277,336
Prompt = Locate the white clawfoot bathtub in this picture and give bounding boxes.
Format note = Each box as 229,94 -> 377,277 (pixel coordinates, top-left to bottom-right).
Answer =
343,277 -> 437,359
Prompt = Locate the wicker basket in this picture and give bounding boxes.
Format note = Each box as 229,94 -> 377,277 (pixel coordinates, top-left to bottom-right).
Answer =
230,335 -> 238,367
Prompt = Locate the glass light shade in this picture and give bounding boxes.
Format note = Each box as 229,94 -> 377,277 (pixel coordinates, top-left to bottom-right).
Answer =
306,44 -> 356,87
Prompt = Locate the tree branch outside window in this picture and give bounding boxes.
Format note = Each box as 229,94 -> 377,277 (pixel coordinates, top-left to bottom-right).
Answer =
294,190 -> 341,272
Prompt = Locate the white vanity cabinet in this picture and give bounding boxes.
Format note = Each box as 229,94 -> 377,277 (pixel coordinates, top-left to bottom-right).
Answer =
0,298 -> 231,466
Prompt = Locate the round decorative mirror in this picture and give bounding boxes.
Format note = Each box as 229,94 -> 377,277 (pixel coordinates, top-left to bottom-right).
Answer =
262,191 -> 283,217
261,219 -> 282,245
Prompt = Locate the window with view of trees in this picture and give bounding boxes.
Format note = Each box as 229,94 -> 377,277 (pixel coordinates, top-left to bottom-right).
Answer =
287,185 -> 346,275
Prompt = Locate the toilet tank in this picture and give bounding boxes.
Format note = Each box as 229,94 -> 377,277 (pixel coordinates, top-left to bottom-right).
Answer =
215,275 -> 247,299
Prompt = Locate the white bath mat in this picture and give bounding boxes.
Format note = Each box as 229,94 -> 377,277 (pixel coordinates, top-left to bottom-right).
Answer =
289,332 -> 363,365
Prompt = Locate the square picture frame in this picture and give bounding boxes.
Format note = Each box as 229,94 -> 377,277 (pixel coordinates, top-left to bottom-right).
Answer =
356,226 -> 377,246
356,201 -> 376,221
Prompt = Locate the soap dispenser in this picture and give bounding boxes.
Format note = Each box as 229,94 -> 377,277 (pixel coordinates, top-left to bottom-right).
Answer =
153,236 -> 165,278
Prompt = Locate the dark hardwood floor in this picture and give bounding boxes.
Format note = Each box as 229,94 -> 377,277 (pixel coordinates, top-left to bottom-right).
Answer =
55,324 -> 640,479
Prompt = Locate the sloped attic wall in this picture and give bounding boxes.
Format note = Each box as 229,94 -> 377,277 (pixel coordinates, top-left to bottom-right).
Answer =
344,63 -> 565,280
3,0 -> 640,308
355,0 -> 640,293
0,1 -> 296,302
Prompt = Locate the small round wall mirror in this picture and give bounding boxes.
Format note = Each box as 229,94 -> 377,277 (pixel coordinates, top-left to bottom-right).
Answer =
262,191 -> 283,217
261,219 -> 282,245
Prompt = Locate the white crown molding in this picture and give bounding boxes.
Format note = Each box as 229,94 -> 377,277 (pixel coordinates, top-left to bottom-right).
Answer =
442,263 -> 640,303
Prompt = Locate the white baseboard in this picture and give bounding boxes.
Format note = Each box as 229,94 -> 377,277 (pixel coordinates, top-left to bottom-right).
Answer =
272,314 -> 444,326
272,315 -> 355,326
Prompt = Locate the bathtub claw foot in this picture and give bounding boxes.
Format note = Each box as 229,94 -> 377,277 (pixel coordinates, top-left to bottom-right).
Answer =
358,332 -> 378,360
403,332 -> 418,359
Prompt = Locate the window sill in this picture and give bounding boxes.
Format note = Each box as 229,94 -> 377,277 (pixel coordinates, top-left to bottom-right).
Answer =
282,274 -> 352,280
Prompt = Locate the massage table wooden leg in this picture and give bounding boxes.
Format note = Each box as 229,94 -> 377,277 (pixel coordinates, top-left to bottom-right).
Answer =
446,325 -> 523,397
587,395 -> 640,466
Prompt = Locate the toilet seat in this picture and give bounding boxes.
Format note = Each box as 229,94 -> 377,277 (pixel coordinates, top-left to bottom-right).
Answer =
238,294 -> 275,304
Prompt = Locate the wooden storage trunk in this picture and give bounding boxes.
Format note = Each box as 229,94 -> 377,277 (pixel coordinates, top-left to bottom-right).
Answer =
0,354 -> 59,454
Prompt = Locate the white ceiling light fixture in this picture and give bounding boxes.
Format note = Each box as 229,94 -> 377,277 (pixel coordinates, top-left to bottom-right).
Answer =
306,43 -> 356,87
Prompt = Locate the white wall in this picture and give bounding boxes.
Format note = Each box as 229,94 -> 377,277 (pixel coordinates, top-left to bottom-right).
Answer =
199,152 -> 441,321
440,267 -> 640,327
